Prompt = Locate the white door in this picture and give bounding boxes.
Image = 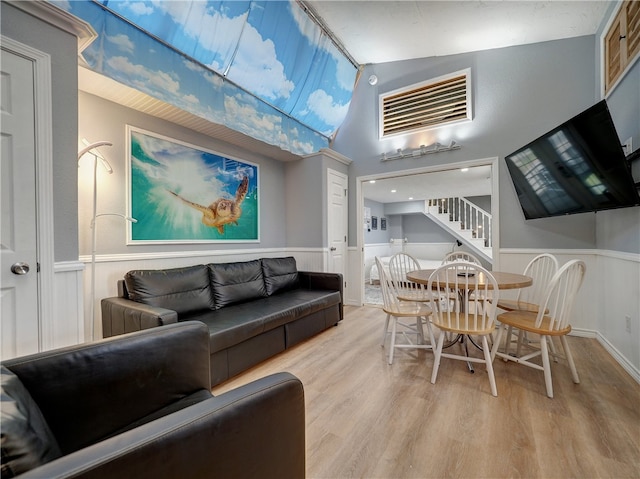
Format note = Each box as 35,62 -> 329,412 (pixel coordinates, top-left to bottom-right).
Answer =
327,169 -> 348,285
0,48 -> 40,359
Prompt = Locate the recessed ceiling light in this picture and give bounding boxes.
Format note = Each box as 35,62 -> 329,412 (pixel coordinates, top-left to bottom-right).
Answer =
408,197 -> 414,200
369,180 -> 376,184
461,168 -> 469,172
391,189 -> 397,193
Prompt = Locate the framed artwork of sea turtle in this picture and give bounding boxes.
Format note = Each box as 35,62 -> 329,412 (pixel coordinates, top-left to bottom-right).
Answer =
127,126 -> 259,243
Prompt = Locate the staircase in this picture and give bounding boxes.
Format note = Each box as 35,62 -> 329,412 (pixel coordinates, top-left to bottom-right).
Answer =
424,197 -> 493,263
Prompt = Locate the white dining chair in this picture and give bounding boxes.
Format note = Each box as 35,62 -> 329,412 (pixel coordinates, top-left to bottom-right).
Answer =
491,260 -> 586,398
428,261 -> 500,396
441,251 -> 482,265
441,251 -> 484,312
496,253 -> 559,357
388,252 -> 430,303
497,253 -> 559,313
376,257 -> 434,365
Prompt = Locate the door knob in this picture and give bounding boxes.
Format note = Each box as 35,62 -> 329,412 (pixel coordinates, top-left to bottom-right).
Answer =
11,262 -> 30,275
330,247 -> 337,251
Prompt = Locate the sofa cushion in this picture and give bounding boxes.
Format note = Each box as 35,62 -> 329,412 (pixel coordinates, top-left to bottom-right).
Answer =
262,257 -> 300,296
184,289 -> 341,353
124,265 -> 214,315
0,366 -> 61,478
208,260 -> 267,309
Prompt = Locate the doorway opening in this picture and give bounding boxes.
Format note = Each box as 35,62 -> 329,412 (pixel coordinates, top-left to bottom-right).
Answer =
356,157 -> 499,306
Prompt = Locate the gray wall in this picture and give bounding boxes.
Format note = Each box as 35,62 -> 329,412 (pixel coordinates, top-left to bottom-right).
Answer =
284,153 -> 349,248
333,34 -> 638,252
78,92 -> 288,255
363,199 -> 391,244
402,215 -> 456,244
2,3 -> 80,262
284,158 -> 323,247
467,195 -> 491,214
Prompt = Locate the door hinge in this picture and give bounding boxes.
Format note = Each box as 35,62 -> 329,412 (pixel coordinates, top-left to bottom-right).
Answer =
37,262 -> 41,273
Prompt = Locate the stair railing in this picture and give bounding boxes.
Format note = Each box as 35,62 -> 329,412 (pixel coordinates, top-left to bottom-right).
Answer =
427,197 -> 492,248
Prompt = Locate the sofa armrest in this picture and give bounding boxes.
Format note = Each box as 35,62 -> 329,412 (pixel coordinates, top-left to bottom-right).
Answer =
101,297 -> 178,338
299,271 -> 343,320
18,372 -> 305,479
3,322 -> 211,456
298,271 -> 343,292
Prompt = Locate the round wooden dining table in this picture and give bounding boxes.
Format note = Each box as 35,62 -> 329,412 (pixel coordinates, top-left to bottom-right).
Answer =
406,269 -> 533,290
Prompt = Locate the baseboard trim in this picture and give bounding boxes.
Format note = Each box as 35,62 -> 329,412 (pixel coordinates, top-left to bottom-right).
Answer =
595,331 -> 640,384
571,326 -> 640,384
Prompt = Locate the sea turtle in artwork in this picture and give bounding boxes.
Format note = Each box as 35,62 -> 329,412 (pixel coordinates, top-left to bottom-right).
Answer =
168,175 -> 249,234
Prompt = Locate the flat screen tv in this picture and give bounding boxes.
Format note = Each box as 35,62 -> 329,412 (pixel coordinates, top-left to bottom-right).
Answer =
505,100 -> 640,220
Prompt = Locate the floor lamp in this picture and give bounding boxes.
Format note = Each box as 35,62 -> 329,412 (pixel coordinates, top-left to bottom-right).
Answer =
78,140 -> 136,341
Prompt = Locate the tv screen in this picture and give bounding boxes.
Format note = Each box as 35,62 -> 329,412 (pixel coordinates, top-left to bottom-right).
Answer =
505,100 -> 640,220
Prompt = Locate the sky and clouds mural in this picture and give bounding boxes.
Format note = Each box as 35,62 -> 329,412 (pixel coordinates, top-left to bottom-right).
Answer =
53,0 -> 358,156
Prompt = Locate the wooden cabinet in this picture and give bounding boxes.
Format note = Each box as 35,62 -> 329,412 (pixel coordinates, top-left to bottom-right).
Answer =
605,1 -> 640,94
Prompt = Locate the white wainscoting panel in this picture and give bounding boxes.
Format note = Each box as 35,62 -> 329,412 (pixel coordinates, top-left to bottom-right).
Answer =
346,246 -> 361,306
594,250 -> 640,382
52,261 -> 85,349
363,243 -> 393,283
499,250 -> 598,332
404,242 -> 455,262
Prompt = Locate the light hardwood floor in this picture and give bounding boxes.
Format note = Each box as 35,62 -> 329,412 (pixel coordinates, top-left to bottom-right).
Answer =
212,305 -> 640,478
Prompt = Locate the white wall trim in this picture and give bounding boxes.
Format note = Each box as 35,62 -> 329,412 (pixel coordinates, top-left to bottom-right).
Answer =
500,247 -> 639,262
596,331 -> 640,384
304,147 -> 352,165
6,0 -> 97,53
569,326 -> 639,383
597,249 -> 640,262
55,261 -> 85,273
79,247 -> 289,263
569,327 -> 597,339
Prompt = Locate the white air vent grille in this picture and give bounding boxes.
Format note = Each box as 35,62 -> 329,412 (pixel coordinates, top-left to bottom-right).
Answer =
379,69 -> 472,138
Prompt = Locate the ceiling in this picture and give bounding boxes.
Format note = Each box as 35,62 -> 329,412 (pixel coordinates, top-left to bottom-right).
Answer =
362,164 -> 492,204
305,1 -> 611,65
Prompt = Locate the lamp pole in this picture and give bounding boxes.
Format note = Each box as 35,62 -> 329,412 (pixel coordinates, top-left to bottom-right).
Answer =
79,141 -> 137,340
90,214 -> 136,340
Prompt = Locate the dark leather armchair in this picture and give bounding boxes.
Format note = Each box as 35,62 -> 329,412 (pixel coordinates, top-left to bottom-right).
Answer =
1,322 -> 305,478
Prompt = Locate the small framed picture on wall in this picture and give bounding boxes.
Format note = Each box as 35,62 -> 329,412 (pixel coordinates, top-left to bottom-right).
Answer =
381,217 -> 387,230
371,216 -> 378,230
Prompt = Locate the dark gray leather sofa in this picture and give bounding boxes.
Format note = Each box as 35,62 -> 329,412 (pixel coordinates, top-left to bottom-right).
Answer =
0,322 -> 305,479
101,256 -> 343,386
